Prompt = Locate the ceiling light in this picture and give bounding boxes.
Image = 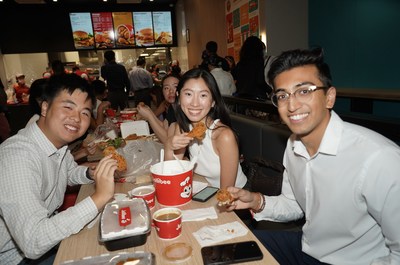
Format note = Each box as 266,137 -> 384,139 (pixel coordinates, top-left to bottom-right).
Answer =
140,53 -> 149,57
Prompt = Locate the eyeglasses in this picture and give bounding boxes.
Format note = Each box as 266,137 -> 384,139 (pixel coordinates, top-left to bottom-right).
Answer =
271,85 -> 327,107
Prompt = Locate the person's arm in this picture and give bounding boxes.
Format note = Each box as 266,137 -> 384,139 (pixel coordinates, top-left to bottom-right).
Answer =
366,149 -> 400,263
214,126 -> 240,188
137,103 -> 168,144
95,101 -> 111,127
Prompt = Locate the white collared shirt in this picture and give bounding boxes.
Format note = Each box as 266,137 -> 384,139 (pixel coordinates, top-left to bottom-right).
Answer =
0,122 -> 97,264
255,111 -> 400,264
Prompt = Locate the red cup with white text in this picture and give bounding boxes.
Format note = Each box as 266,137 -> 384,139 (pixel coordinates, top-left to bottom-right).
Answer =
152,207 -> 182,240
130,185 -> 155,209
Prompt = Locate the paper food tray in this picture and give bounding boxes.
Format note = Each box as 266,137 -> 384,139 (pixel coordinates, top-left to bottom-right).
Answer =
120,121 -> 150,138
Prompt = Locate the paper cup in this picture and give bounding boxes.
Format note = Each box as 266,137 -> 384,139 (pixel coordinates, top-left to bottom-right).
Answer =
153,207 -> 182,240
150,160 -> 193,206
130,185 -> 155,209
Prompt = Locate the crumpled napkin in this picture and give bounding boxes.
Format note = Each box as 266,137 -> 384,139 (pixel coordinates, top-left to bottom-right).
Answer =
192,221 -> 248,247
182,207 -> 218,222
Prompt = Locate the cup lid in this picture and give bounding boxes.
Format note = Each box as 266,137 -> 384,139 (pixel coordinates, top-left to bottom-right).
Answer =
162,242 -> 192,262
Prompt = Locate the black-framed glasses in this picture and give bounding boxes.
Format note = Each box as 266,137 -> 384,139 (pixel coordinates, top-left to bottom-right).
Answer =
271,85 -> 327,107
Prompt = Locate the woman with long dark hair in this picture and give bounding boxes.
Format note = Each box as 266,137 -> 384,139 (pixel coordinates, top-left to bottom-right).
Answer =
165,68 -> 247,189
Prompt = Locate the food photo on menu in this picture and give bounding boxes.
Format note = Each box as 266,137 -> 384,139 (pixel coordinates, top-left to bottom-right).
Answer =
133,11 -> 155,47
69,12 -> 95,49
92,12 -> 115,49
113,12 -> 135,48
153,11 -> 173,45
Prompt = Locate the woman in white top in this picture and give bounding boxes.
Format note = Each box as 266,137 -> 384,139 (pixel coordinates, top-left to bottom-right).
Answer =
165,68 -> 247,189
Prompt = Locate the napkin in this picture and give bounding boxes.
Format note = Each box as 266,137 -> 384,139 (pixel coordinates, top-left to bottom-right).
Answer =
182,207 -> 218,222
192,221 -> 249,247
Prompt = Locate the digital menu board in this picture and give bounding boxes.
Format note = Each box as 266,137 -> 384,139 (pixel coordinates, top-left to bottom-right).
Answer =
153,11 -> 173,45
133,12 -> 154,47
91,12 -> 115,49
69,13 -> 95,49
113,12 -> 135,48
69,10 -> 175,50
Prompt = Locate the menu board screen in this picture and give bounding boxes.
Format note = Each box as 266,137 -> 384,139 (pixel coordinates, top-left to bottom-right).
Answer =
133,12 -> 154,47
153,11 -> 173,45
69,13 -> 95,49
112,12 -> 135,48
92,12 -> 115,49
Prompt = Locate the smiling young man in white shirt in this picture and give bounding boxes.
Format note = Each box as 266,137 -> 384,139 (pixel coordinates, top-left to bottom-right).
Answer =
226,48 -> 400,265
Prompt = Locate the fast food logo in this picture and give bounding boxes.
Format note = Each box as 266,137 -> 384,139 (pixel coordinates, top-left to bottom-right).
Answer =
153,177 -> 171,185
180,176 -> 192,198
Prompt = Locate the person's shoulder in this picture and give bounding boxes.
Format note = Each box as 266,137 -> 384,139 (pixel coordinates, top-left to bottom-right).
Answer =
213,121 -> 235,141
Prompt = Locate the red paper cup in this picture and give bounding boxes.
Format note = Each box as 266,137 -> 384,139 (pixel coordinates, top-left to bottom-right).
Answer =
130,185 -> 155,209
153,207 -> 182,240
150,160 -> 193,206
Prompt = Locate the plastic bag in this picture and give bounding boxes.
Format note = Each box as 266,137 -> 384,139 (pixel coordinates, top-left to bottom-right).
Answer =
117,139 -> 163,183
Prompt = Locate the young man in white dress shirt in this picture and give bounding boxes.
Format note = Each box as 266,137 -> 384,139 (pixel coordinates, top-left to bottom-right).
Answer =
0,74 -> 118,264
226,48 -> 400,264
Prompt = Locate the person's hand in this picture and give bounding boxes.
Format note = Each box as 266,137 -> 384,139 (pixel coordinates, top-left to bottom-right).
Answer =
166,132 -> 193,151
224,187 -> 260,212
90,155 -> 117,210
98,101 -> 111,113
136,103 -> 153,121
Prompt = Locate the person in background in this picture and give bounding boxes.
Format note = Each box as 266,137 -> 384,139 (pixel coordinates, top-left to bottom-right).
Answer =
225,48 -> 400,264
13,74 -> 30,103
208,54 -> 236,96
128,57 -> 153,107
164,68 -> 247,189
51,60 -> 67,76
0,78 -> 10,143
0,74 -> 118,264
150,63 -> 162,87
101,50 -> 130,111
200,41 -> 230,72
225,55 -> 236,72
234,36 -> 272,101
137,73 -> 180,144
90,79 -> 111,130
72,66 -> 89,81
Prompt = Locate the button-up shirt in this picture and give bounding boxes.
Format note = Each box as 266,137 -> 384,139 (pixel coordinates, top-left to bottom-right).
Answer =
0,122 -> 98,264
255,111 -> 400,264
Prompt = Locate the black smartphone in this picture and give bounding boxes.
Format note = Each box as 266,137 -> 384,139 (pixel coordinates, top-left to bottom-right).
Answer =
201,241 -> 263,265
192,186 -> 219,202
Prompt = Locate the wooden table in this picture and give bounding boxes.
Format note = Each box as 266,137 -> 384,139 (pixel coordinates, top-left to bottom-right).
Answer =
54,176 -> 278,264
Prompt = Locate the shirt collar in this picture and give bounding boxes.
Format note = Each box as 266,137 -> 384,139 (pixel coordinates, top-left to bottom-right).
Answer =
27,122 -> 69,157
292,111 -> 343,157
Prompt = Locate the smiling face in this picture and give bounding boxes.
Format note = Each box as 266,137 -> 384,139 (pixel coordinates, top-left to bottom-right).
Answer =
39,89 -> 93,149
178,77 -> 215,124
274,65 -> 336,146
162,76 -> 179,104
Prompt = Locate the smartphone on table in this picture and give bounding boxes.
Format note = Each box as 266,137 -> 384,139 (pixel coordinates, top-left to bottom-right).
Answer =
201,240 -> 263,264
192,186 -> 219,202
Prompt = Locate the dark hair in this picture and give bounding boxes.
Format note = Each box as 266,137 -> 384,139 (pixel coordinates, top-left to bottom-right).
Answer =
239,36 -> 264,62
225,56 -> 236,68
174,68 -> 232,133
267,48 -> 332,89
162,72 -> 181,86
91,80 -> 107,96
206,41 -> 218,53
104,50 -> 115,62
170,65 -> 182,76
29,78 -> 48,115
42,74 -> 95,109
137,57 -> 146,66
51,60 -> 66,76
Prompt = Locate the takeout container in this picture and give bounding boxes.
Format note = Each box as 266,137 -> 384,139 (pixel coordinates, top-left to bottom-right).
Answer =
60,252 -> 155,265
150,160 -> 193,206
99,198 -> 151,251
